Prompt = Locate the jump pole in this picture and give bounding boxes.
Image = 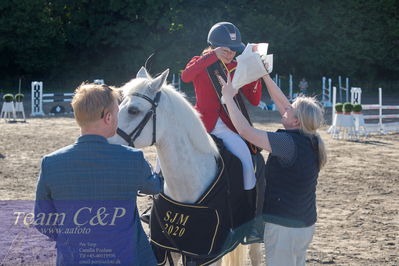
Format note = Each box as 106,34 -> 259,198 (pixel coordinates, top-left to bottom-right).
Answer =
379,87 -> 382,129
18,78 -> 21,94
339,76 -> 342,102
338,76 -> 350,102
346,78 -> 349,102
332,86 -> 337,123
289,74 -> 293,99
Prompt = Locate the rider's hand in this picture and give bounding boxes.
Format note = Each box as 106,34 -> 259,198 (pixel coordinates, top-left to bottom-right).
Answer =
214,47 -> 231,62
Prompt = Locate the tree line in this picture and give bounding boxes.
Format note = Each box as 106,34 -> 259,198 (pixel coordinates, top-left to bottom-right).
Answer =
0,0 -> 398,92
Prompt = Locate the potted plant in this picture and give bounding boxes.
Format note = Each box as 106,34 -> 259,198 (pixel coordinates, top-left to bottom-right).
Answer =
3,94 -> 14,102
343,102 -> 353,114
333,102 -> 355,131
352,104 -> 362,114
335,103 -> 343,114
15,93 -> 24,102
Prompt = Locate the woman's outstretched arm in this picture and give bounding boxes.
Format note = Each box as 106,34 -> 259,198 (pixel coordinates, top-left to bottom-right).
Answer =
262,74 -> 293,116
220,74 -> 272,152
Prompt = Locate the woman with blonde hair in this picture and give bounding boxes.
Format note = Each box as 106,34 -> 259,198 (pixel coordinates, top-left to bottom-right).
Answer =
220,73 -> 326,266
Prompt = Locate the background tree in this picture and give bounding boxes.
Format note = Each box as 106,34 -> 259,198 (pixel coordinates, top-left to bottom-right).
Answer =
0,0 -> 397,92
0,0 -> 64,77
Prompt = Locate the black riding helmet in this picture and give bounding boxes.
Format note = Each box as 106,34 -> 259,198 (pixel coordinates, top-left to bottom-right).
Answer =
207,22 -> 245,53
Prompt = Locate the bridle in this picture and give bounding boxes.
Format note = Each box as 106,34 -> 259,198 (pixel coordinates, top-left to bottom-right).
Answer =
116,91 -> 161,147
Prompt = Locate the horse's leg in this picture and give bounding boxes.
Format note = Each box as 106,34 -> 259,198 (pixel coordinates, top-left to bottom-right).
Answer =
248,243 -> 263,266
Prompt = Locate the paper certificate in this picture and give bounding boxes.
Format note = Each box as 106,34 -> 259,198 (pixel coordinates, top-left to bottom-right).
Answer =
232,43 -> 273,91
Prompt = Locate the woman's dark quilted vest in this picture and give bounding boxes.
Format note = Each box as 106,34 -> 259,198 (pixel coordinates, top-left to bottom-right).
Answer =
263,129 -> 319,228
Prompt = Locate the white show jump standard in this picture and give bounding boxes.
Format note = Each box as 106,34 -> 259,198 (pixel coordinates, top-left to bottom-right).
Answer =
322,76 -> 350,107
322,77 -> 332,107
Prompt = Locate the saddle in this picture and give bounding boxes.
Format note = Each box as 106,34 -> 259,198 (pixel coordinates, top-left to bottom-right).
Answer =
150,135 -> 254,265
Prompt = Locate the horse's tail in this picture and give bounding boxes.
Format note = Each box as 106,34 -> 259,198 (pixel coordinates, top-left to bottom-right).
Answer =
220,244 -> 247,266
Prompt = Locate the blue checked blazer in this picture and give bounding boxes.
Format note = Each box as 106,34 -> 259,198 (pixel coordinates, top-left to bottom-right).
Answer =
35,134 -> 163,266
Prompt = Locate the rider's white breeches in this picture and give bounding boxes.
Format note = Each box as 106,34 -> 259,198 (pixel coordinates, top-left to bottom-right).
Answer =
211,118 -> 256,190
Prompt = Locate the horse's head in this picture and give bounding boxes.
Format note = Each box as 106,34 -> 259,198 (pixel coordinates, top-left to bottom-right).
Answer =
108,67 -> 169,148
110,66 -> 218,158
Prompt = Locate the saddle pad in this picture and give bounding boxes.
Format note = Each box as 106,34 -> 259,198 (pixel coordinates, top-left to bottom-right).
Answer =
150,193 -> 220,256
150,135 -> 255,264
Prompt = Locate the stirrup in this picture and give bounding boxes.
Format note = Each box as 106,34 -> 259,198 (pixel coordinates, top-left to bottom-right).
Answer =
241,227 -> 263,245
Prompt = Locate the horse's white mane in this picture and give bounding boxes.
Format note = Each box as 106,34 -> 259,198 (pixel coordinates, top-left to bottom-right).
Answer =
122,76 -> 219,157
161,84 -> 219,156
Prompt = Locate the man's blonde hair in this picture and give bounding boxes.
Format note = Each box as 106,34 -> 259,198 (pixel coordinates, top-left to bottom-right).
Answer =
71,83 -> 120,127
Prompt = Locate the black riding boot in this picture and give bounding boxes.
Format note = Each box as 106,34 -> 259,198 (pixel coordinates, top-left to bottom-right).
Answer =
246,188 -> 257,219
242,188 -> 263,244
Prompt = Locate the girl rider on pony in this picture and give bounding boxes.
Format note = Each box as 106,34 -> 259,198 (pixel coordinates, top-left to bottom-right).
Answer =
181,22 -> 262,238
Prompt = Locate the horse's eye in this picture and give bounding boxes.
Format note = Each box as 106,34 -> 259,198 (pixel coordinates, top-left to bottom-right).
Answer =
128,106 -> 140,115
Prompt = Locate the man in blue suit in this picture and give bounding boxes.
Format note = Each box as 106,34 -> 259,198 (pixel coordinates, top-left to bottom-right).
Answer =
34,83 -> 163,266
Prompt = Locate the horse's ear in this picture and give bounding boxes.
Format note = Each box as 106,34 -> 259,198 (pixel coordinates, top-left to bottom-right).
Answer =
150,69 -> 169,91
137,67 -> 150,79
110,86 -> 124,100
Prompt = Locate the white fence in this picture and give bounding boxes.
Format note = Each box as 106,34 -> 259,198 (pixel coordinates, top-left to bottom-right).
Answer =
329,86 -> 399,136
359,88 -> 399,134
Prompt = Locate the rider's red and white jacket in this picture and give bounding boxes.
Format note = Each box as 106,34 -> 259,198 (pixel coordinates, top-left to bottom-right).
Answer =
181,50 -> 262,133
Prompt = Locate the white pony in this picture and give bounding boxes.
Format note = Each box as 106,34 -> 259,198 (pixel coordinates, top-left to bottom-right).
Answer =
109,67 -> 262,265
